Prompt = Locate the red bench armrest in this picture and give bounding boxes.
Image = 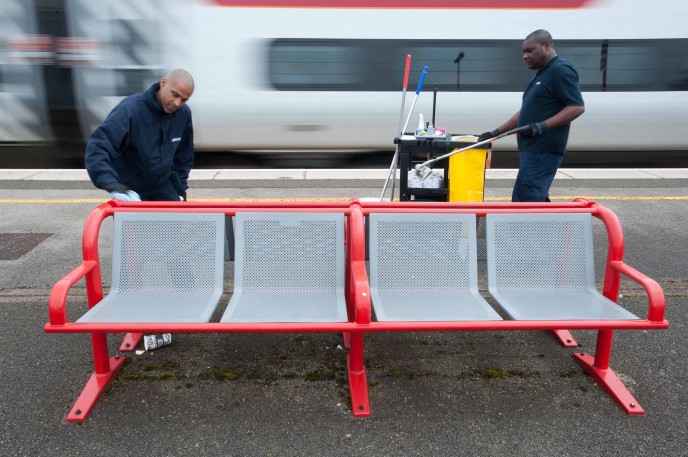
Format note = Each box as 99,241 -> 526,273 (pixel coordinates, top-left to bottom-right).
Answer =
48,260 -> 98,326
610,260 -> 666,322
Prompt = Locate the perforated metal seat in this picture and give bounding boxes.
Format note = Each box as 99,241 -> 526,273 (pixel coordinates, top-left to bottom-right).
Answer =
368,213 -> 502,321
486,213 -> 639,321
77,212 -> 225,323
221,212 -> 348,323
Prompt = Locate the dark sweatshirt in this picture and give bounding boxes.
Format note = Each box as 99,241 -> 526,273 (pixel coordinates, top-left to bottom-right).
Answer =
85,82 -> 194,193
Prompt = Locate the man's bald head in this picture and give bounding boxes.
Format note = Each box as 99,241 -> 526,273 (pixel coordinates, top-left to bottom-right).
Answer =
166,69 -> 194,90
157,69 -> 194,114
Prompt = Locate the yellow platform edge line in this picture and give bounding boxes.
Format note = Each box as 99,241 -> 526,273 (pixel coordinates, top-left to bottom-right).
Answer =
1,195 -> 688,204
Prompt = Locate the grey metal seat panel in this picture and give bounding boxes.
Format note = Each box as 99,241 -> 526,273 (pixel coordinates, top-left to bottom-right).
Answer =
486,213 -> 638,321
372,291 -> 502,321
221,212 -> 347,323
77,290 -> 223,323
222,290 -> 347,322
489,289 -> 639,320
77,212 -> 225,323
369,213 -> 502,322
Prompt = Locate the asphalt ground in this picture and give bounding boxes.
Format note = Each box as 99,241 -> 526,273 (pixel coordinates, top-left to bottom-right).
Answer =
0,173 -> 686,456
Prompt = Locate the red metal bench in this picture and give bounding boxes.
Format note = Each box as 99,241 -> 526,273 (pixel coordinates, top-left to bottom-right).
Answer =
45,198 -> 667,421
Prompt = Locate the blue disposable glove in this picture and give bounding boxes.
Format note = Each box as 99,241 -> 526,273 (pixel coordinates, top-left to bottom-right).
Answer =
109,190 -> 141,201
110,191 -> 131,201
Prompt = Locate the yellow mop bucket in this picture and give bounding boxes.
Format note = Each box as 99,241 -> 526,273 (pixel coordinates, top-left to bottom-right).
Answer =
448,135 -> 490,202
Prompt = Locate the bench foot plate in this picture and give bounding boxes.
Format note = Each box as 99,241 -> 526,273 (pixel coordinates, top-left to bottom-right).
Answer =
573,352 -> 644,415
553,329 -> 578,348
347,356 -> 370,417
67,356 -> 126,422
119,332 -> 143,352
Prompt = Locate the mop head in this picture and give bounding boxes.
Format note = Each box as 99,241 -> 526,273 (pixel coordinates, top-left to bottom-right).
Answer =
407,168 -> 443,189
414,164 -> 433,181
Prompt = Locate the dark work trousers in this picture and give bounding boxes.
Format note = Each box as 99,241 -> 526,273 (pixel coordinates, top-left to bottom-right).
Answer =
512,151 -> 563,202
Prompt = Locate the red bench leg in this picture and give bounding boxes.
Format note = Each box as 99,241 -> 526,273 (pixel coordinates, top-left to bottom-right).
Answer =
553,329 -> 578,347
67,333 -> 126,422
573,329 -> 644,415
119,332 -> 143,352
342,332 -> 351,349
346,332 -> 370,417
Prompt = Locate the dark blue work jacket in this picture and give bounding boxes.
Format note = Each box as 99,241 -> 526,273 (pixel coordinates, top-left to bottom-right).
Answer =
85,82 -> 194,193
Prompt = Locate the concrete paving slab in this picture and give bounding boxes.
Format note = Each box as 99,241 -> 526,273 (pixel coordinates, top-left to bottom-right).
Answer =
306,169 -> 393,180
485,169 -> 519,179
0,169 -> 41,179
559,169 -> 661,179
640,168 -> 688,179
214,169 -> 307,180
24,169 -> 90,180
188,169 -> 221,180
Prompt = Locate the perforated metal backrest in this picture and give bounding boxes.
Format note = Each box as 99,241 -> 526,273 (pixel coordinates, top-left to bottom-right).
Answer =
486,213 -> 595,291
234,212 -> 345,293
112,212 -> 225,293
369,213 -> 479,293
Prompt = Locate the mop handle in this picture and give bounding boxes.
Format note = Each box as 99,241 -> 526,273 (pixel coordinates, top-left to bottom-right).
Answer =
417,126 -> 529,168
415,66 -> 428,95
380,56 -> 414,201
403,54 -> 412,88
400,66 -> 429,135
396,55 -> 412,134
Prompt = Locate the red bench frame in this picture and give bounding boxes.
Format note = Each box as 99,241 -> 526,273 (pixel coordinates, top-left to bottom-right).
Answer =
45,198 -> 668,421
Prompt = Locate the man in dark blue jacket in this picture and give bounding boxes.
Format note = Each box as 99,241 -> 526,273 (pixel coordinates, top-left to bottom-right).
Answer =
86,69 -> 195,201
478,30 -> 585,202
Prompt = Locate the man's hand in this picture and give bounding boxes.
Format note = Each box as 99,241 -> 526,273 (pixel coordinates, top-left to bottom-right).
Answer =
179,189 -> 187,201
109,190 -> 141,201
477,129 -> 500,142
519,122 -> 547,138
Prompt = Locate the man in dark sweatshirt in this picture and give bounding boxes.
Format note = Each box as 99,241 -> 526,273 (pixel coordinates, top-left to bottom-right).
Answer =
85,69 -> 195,201
478,30 -> 585,202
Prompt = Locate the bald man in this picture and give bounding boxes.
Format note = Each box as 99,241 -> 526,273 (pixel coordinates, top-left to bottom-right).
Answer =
86,69 -> 195,201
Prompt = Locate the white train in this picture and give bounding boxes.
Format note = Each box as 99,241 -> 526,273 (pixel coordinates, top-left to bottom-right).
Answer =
1,0 -> 687,156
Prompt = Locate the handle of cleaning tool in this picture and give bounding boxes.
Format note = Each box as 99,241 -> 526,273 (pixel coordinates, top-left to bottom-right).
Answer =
396,55 -> 412,135
399,66 -> 430,135
418,125 -> 530,168
402,55 -> 411,89
415,66 -> 428,95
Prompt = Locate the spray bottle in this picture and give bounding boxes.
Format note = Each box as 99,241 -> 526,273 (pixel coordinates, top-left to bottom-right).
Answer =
416,113 -> 426,136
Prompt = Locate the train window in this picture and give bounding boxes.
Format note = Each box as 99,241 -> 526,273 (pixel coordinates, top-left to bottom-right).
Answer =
268,39 -> 688,92
401,43 -> 529,91
554,44 -> 604,90
269,41 -> 364,89
605,44 -> 657,89
559,40 -> 688,91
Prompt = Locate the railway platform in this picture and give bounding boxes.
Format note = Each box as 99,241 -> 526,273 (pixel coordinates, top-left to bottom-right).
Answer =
0,168 -> 686,456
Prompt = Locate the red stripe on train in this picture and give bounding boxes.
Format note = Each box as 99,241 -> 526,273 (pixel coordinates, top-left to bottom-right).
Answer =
211,0 -> 594,8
